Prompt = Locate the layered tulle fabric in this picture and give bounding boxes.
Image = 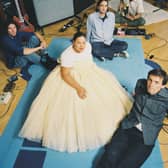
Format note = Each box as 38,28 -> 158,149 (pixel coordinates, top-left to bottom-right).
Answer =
19,58 -> 132,152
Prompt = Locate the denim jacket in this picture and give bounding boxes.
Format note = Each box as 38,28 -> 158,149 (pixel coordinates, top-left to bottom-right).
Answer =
121,79 -> 168,145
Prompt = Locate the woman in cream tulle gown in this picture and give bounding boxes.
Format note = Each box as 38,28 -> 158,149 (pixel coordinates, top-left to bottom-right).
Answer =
19,32 -> 133,152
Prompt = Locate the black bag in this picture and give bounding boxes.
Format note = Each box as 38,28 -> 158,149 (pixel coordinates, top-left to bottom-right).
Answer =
40,54 -> 59,70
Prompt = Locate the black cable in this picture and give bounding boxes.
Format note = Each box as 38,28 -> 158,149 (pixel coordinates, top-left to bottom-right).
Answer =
158,123 -> 168,146
145,34 -> 168,61
163,122 -> 168,126
0,68 -> 18,77
14,85 -> 25,91
146,34 -> 168,56
159,125 -> 168,165
163,127 -> 168,132
159,141 -> 168,146
0,69 -> 16,87
162,126 -> 168,134
0,94 -> 15,119
57,13 -> 87,33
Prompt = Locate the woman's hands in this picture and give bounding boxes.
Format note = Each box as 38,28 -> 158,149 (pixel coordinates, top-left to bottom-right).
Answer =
61,67 -> 87,99
76,86 -> 87,99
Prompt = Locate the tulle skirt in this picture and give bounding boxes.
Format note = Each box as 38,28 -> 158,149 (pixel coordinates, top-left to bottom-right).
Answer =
19,61 -> 132,152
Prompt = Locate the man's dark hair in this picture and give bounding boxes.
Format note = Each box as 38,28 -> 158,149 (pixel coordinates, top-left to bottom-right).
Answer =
4,20 -> 18,33
148,69 -> 168,85
96,0 -> 109,12
72,32 -> 86,41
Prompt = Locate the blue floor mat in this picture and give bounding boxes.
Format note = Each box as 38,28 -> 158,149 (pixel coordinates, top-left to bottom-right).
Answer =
22,139 -> 42,148
145,59 -> 161,69
0,38 -> 163,168
14,150 -> 46,168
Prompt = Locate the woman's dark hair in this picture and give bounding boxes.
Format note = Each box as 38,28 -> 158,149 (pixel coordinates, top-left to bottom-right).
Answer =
147,69 -> 168,85
96,0 -> 109,12
72,32 -> 86,41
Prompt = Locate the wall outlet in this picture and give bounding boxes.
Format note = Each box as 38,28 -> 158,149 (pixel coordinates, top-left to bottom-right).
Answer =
0,92 -> 12,104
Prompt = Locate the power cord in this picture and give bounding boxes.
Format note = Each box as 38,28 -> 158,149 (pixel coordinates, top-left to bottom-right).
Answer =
58,13 -> 88,33
145,34 -> 168,61
0,68 -> 18,77
0,72 -> 24,119
162,124 -> 168,134
159,125 -> 168,166
0,94 -> 15,119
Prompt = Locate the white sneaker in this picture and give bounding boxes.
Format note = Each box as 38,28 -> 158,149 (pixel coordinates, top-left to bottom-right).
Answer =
96,56 -> 106,61
122,51 -> 129,58
114,51 -> 129,58
114,53 -> 119,57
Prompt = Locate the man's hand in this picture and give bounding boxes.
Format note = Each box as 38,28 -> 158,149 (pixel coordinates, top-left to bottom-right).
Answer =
126,14 -> 134,21
40,41 -> 47,49
34,32 -> 47,49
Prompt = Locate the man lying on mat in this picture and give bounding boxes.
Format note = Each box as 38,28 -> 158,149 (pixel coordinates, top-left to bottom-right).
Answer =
96,68 -> 168,168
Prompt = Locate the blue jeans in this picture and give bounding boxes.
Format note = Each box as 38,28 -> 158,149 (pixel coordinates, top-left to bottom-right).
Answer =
96,127 -> 154,168
14,36 -> 47,68
91,39 -> 128,60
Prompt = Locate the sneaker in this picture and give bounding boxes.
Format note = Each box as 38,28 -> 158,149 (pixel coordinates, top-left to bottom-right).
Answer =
121,51 -> 129,58
113,53 -> 121,57
40,54 -> 59,70
114,51 -> 129,58
96,56 -> 106,62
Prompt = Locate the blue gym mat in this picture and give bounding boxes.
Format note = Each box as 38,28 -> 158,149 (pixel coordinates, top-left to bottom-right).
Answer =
0,37 -> 163,168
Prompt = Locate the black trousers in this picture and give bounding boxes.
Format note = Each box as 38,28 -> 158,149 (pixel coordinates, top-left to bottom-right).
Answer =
96,127 -> 154,168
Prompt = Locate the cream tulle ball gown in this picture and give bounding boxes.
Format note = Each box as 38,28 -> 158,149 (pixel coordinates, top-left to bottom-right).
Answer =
19,43 -> 133,152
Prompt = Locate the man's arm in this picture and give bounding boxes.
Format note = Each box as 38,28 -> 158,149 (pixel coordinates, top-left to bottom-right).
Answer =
34,32 -> 47,48
23,46 -> 43,55
23,32 -> 47,55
